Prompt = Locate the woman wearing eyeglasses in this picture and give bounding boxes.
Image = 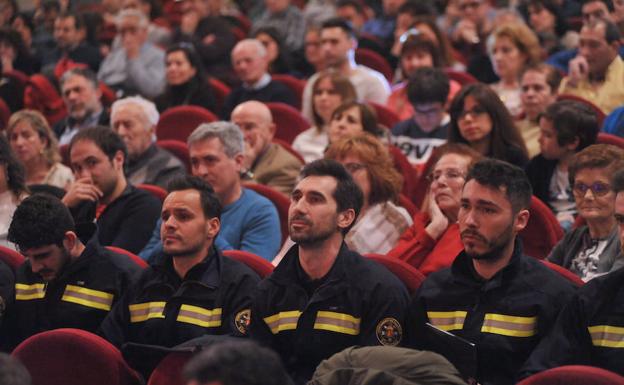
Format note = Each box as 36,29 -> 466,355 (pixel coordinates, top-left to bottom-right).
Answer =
448,83 -> 529,168
547,144 -> 624,281
387,143 -> 482,275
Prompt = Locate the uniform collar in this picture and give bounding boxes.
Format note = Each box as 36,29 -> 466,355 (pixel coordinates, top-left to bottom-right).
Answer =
272,242 -> 349,286
154,246 -> 221,287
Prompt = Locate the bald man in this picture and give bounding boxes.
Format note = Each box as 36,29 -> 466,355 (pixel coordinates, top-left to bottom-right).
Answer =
231,101 -> 303,195
222,39 -> 296,119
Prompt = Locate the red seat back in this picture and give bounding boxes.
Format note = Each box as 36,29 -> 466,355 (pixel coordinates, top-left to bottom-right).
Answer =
106,246 -> 149,269
0,245 -> 25,271
369,102 -> 400,129
516,365 -> 624,385
444,69 -> 478,85
265,102 -> 309,144
398,194 -> 418,219
207,77 -> 231,115
365,254 -> 425,294
12,328 -> 142,385
243,182 -> 290,243
156,106 -> 218,142
520,196 -> 564,260
222,249 -> 274,278
388,145 -> 418,200
156,140 -> 191,173
355,48 -> 393,82
597,133 -> 624,150
271,74 -> 306,109
147,351 -> 193,385
137,183 -> 168,202
557,93 -> 606,127
0,98 -> 10,130
540,260 -> 584,287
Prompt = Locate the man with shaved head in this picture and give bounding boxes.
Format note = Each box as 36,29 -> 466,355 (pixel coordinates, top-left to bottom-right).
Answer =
222,39 -> 296,119
231,101 -> 303,195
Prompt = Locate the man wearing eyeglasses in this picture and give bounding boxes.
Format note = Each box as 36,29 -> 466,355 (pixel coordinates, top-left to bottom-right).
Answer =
408,159 -> 575,385
519,167 -> 624,378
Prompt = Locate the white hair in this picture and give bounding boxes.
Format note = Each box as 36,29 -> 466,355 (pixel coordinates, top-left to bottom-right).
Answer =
234,39 -> 268,58
111,96 -> 159,129
117,8 -> 149,29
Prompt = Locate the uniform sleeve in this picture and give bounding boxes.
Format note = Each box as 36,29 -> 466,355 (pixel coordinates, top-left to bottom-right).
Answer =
0,261 -> 14,331
358,277 -> 410,347
98,287 -> 133,349
405,286 -> 431,350
110,193 -> 162,254
240,200 -> 281,262
518,293 -> 592,380
249,285 -> 279,351
222,270 -> 260,337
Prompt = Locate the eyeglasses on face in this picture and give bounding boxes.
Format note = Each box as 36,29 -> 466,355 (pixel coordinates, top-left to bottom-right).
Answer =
572,181 -> 611,197
458,106 -> 487,120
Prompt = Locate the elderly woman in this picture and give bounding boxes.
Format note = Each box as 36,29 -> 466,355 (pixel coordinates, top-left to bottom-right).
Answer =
0,134 -> 28,249
488,22 -> 542,117
388,143 -> 482,275
325,133 -> 413,254
292,72 -> 356,163
6,110 -> 73,189
547,144 -> 624,281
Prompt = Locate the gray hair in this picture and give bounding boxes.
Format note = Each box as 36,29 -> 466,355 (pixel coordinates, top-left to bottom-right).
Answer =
234,39 -> 268,58
111,96 -> 159,129
188,121 -> 244,158
59,67 -> 99,90
117,8 -> 149,28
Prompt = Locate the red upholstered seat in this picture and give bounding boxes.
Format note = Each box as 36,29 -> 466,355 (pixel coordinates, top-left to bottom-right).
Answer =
265,102 -> 309,144
369,102 -> 400,129
557,94 -> 606,127
365,254 -> 425,295
156,140 -> 191,173
271,74 -> 306,109
0,245 -> 25,271
388,145 -> 418,200
0,98 -> 10,130
398,194 -> 418,219
137,183 -> 168,202
597,132 -> 624,150
355,48 -> 393,82
540,260 -> 584,287
12,328 -> 142,385
147,351 -> 193,385
222,249 -> 274,278
156,105 -> 218,142
243,182 -> 290,244
106,246 -> 149,269
516,365 -> 624,385
519,196 -> 564,260
444,69 -> 478,85
207,77 -> 231,115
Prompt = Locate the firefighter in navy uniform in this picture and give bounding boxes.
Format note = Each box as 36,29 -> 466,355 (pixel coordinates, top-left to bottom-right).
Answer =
99,175 -> 259,349
2,194 -> 140,350
250,160 -> 410,384
408,159 -> 576,385
519,168 -> 624,378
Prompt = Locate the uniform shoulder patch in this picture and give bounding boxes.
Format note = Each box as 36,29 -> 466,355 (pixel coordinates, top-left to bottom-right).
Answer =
376,317 -> 402,346
235,309 -> 251,335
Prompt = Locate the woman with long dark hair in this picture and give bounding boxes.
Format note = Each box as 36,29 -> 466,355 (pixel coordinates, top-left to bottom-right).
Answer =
0,134 -> 28,249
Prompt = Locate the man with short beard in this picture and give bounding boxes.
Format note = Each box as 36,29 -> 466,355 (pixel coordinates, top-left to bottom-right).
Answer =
250,159 -> 409,384
408,159 -> 576,385
2,194 -> 140,350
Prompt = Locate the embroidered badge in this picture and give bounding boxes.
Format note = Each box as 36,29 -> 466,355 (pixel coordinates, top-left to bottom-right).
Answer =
235,309 -> 251,335
376,317 -> 402,346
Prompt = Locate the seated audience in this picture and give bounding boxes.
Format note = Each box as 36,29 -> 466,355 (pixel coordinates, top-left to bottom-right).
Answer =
325,133 -> 413,254
183,340 -> 293,385
99,176 -> 259,351
120,0 -> 171,47
335,0 -> 367,34
139,122 -> 282,262
525,100 -> 599,230
448,83 -> 529,168
520,169 -> 624,378
222,39 -> 296,119
155,43 -> 217,113
0,25 -> 38,75
558,18 -> 624,115
302,18 -> 391,123
0,135 -> 28,250
231,101 -> 302,195
360,0 -> 403,44
62,127 -> 161,254
488,22 -> 542,118
547,144 -> 624,281
7,109 -> 73,189
298,25 -> 325,77
97,9 -> 165,98
111,96 -> 186,189
292,71 -> 356,163
408,159 -> 576,385
252,26 -> 295,76
388,143 -> 482,275
328,101 -> 384,145
517,63 -> 562,158
3,194 -> 140,350
252,0 -> 306,53
523,0 -> 578,55
54,67 -> 109,145
391,67 -> 450,167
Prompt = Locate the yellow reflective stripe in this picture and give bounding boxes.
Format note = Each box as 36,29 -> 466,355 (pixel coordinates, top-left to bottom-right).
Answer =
61,285 -> 114,311
481,313 -> 537,337
313,311 -> 361,335
129,301 -> 166,323
177,305 -> 222,328
263,310 -> 302,334
15,283 -> 45,300
427,311 -> 467,331
588,325 -> 624,348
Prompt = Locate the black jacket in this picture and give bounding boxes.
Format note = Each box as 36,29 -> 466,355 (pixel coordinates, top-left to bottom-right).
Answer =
98,247 -> 260,349
4,235 -> 140,350
408,240 -> 576,385
250,243 -> 410,384
520,266 -> 624,378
